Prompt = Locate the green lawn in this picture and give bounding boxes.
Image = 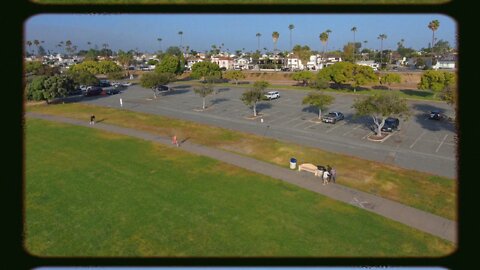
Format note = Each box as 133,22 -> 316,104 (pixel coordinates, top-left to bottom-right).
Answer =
33,0 -> 448,4
25,118 -> 453,256
27,103 -> 456,220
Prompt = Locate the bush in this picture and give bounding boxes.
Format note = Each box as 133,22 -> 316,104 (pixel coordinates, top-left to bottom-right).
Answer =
108,72 -> 125,80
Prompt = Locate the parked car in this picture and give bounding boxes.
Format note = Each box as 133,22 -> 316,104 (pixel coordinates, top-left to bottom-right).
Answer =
84,86 -> 103,96
154,85 -> 172,93
105,88 -> 120,95
322,112 -> 344,124
68,88 -> 83,96
429,110 -> 444,120
98,80 -> 111,87
381,117 -> 400,132
264,91 -> 280,100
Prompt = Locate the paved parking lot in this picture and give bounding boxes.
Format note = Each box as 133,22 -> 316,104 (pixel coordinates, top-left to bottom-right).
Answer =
81,84 -> 457,179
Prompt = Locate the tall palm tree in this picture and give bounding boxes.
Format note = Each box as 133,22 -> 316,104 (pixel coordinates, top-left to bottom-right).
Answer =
178,31 -> 183,49
325,29 -> 332,53
319,32 -> 329,66
256,33 -> 261,52
272,31 -> 280,53
377,34 -> 387,67
157,38 -> 162,52
428,20 -> 440,56
65,40 -> 72,55
351,26 -> 357,62
102,43 -> 109,57
26,40 -> 32,55
288,24 -> 294,51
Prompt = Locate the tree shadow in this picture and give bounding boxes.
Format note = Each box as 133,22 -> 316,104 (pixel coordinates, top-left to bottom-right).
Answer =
172,85 -> 192,89
96,118 -> 107,123
210,98 -> 228,105
412,103 -> 456,132
400,89 -> 435,98
372,85 -> 389,90
216,88 -> 230,93
343,113 -> 373,129
255,103 -> 272,112
301,105 -> 319,114
236,81 -> 250,85
162,89 -> 190,96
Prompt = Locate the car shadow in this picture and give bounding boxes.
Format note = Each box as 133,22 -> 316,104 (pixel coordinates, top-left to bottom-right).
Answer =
412,104 -> 456,132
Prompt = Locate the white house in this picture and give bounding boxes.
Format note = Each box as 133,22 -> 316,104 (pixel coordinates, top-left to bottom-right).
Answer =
211,56 -> 234,70
356,60 -> 379,71
186,57 -> 204,70
233,58 -> 250,70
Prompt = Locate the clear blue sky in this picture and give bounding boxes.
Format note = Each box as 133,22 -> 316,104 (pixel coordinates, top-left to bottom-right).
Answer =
25,14 -> 457,53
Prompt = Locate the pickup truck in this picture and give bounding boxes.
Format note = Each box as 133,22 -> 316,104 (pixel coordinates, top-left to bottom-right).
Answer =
322,112 -> 344,124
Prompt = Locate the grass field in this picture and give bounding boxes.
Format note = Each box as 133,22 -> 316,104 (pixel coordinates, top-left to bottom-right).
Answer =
33,0 -> 448,4
27,103 -> 456,220
25,118 -> 453,256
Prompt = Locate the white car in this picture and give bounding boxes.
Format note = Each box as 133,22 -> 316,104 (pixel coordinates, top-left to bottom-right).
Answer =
265,91 -> 280,100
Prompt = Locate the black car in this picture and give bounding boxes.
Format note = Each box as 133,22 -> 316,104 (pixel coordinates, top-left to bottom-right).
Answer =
84,86 -> 103,96
429,111 -> 444,120
105,88 -> 120,95
381,117 -> 400,132
98,80 -> 111,87
154,85 -> 171,93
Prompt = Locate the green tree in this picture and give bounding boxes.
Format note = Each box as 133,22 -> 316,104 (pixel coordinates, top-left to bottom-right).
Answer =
320,62 -> 354,86
37,46 -> 46,57
107,72 -> 125,80
223,70 -> 246,85
302,92 -> 334,120
117,50 -> 134,69
342,43 -> 356,63
319,32 -> 329,65
292,71 -> 314,86
241,81 -> 270,117
379,73 -> 402,89
155,54 -> 182,74
292,45 -> 312,67
418,70 -> 456,93
432,39 -> 451,55
146,59 -> 158,66
25,61 -> 59,76
352,65 -> 377,92
70,60 -> 121,74
26,75 -> 74,103
351,26 -> 358,62
193,82 -> 215,110
428,20 -> 440,56
352,92 -> 410,136
191,61 -> 222,81
67,70 -> 99,86
140,72 -> 175,99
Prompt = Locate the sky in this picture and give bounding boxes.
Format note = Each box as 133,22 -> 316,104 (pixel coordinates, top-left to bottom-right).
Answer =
25,14 -> 457,54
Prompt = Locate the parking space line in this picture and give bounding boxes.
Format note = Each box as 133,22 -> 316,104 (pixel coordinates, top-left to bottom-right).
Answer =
409,130 -> 427,149
303,121 -> 321,130
436,134 -> 449,153
343,124 -> 362,136
267,113 -> 292,124
292,120 -> 309,128
325,121 -> 347,133
282,115 -> 306,126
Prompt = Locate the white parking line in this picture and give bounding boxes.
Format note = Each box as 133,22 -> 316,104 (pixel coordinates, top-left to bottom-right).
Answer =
303,122 -> 321,130
267,113 -> 292,124
436,134 -> 449,153
325,121 -> 347,133
343,124 -> 362,136
292,120 -> 309,128
409,130 -> 427,149
282,115 -> 305,126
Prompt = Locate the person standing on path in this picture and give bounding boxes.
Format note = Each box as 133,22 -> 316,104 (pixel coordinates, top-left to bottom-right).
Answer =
322,170 -> 330,185
330,167 -> 336,183
90,115 -> 95,125
172,135 -> 179,147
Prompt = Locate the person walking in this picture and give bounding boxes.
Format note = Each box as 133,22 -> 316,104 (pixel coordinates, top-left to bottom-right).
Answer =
330,167 -> 337,183
90,114 -> 95,125
172,135 -> 179,147
322,169 -> 330,185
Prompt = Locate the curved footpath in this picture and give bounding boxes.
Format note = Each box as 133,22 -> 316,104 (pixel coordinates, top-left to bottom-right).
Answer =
26,112 -> 457,244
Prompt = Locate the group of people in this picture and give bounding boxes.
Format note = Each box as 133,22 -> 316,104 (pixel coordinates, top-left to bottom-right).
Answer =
317,165 -> 336,185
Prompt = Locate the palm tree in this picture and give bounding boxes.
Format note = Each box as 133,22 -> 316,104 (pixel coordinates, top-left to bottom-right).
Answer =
377,34 -> 387,67
65,40 -> 72,55
256,33 -> 261,51
325,29 -> 332,53
33,40 -> 40,56
157,38 -> 162,52
319,32 -> 329,66
178,31 -> 183,49
428,20 -> 440,56
351,26 -> 357,62
26,40 -> 32,55
288,24 -> 294,51
102,43 -> 109,58
272,31 -> 280,53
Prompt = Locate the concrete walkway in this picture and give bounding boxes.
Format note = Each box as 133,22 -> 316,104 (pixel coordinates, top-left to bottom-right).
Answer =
26,112 -> 457,243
